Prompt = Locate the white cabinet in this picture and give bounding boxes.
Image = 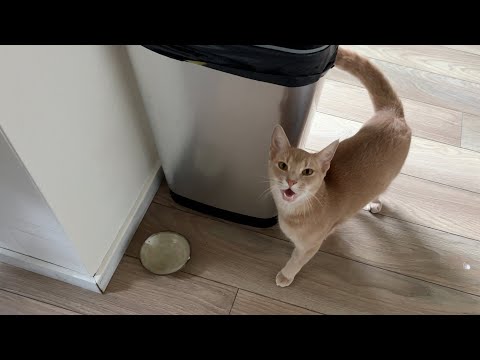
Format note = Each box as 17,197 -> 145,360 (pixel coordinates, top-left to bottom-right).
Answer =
0,46 -> 161,292
0,129 -> 87,274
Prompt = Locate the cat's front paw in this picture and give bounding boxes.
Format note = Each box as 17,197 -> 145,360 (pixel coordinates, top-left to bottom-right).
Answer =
276,271 -> 293,287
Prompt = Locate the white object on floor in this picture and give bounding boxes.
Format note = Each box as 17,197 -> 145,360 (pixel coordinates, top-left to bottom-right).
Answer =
140,232 -> 191,275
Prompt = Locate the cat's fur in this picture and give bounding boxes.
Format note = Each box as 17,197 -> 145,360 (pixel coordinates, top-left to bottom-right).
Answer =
269,47 -> 412,287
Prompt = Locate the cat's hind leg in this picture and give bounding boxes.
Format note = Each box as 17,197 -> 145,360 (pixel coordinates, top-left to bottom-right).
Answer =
363,197 -> 382,214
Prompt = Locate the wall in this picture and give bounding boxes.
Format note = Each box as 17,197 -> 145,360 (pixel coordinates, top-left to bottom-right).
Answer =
0,45 -> 159,276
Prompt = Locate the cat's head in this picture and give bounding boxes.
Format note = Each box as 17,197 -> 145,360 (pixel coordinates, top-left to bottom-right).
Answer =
268,125 -> 339,208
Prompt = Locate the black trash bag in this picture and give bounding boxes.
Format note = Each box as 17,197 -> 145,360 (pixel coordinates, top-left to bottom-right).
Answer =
142,45 -> 339,88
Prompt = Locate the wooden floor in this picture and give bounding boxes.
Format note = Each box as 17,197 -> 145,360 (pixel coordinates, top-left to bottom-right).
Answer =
2,45 -> 480,314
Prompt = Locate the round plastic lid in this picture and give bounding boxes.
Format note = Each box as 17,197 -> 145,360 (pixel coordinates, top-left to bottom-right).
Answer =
140,232 -> 191,275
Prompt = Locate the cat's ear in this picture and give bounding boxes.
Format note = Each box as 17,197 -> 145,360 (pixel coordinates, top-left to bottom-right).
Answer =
315,139 -> 340,172
270,125 -> 291,157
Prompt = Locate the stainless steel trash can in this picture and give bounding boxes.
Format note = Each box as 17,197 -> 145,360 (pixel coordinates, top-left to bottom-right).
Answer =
127,45 -> 338,227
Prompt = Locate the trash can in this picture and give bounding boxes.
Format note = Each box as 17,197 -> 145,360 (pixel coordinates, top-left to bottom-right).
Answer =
127,45 -> 338,228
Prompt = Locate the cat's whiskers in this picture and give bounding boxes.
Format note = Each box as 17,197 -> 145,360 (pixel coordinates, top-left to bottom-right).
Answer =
257,175 -> 283,199
303,196 -> 313,220
307,190 -> 325,208
258,180 -> 284,200
258,185 -> 277,200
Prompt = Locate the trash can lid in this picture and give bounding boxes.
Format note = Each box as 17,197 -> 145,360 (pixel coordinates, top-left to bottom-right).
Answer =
142,45 -> 338,87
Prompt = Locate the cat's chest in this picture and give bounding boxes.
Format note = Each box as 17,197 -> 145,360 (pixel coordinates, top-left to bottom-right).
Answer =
278,217 -> 306,244
278,214 -> 332,246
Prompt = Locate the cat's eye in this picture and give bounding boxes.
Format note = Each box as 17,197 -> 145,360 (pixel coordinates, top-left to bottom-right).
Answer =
302,168 -> 314,176
278,162 -> 288,171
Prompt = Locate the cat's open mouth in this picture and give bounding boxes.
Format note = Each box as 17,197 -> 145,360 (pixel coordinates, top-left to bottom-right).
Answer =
282,188 -> 297,202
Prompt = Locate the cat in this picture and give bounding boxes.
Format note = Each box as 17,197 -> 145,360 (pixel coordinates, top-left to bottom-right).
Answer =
268,47 -> 412,287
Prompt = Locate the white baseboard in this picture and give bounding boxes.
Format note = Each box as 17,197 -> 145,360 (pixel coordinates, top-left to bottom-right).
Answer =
0,247 -> 101,293
93,162 -> 163,292
0,163 -> 163,294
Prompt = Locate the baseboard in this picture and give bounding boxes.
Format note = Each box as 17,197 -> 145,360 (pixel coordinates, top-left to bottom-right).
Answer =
93,162 -> 163,292
0,247 -> 101,293
0,163 -> 163,294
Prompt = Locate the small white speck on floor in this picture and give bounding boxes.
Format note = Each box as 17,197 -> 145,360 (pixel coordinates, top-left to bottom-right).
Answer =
463,262 -> 471,270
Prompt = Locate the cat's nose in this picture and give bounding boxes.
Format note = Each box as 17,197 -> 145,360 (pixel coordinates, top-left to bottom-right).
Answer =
287,179 -> 297,188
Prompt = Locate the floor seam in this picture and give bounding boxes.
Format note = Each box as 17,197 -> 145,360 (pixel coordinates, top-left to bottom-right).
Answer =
0,288 -> 83,315
325,77 -> 480,117
228,288 -> 239,315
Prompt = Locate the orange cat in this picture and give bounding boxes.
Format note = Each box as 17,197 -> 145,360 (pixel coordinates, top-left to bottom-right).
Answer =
269,47 -> 412,287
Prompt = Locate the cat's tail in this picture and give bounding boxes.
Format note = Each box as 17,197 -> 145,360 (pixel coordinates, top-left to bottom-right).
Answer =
334,47 -> 404,118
